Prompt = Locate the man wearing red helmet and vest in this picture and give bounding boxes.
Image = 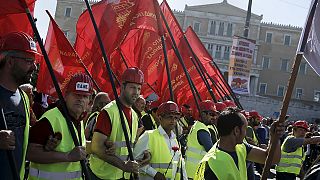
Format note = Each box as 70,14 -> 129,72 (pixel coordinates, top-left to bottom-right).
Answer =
27,73 -> 94,179
134,101 -> 187,180
90,67 -> 150,179
0,32 -> 39,179
185,100 -> 219,179
276,120 -> 320,180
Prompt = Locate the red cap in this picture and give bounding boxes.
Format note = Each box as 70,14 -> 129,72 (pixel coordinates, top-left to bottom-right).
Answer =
249,110 -> 262,121
157,101 -> 180,117
65,73 -> 94,96
215,102 -> 227,112
223,100 -> 237,108
121,67 -> 144,85
293,120 -> 309,131
199,100 -> 217,112
0,32 -> 41,55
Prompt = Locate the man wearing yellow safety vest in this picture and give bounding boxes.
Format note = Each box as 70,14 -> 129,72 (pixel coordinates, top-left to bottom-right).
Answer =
90,67 -> 150,179
185,100 -> 218,179
85,92 -> 111,140
27,73 -> 94,179
0,31 -> 39,180
134,101 -> 188,180
276,120 -> 320,180
194,108 -> 285,180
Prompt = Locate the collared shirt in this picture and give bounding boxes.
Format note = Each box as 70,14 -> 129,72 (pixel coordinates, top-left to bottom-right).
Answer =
134,126 -> 187,180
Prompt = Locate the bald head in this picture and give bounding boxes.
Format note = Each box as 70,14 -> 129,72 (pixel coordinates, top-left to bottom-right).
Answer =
92,92 -> 111,112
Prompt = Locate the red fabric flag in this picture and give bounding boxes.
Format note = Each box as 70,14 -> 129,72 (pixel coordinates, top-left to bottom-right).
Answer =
185,26 -> 231,98
75,0 -> 166,97
0,0 -> 35,15
157,0 -> 210,106
0,0 -> 35,36
37,11 -> 85,97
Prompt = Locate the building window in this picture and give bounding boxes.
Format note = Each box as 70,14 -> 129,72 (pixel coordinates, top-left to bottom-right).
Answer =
262,56 -> 270,69
215,45 -> 222,59
209,21 -> 216,35
207,43 -> 214,56
314,91 -> 320,102
223,46 -> 230,60
193,22 -> 201,33
218,22 -> 224,36
226,23 -> 233,37
284,35 -> 291,46
280,59 -> 289,72
299,62 -> 307,75
266,32 -> 272,43
277,85 -> 285,97
295,88 -> 303,99
64,7 -> 72,17
63,30 -> 69,38
259,83 -> 267,94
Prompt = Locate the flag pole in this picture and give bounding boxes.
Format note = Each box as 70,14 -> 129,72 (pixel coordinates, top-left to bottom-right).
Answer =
184,27 -> 243,108
188,56 -> 218,102
19,1 -> 91,179
81,0 -> 139,179
153,4 -> 175,101
261,0 -> 318,179
0,108 -> 20,180
159,9 -> 202,112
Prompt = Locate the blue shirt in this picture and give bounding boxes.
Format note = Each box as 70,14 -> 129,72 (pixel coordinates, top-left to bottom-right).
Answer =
0,85 -> 26,180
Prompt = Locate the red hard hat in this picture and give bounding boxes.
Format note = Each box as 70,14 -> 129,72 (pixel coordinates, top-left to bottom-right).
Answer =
65,73 -> 94,96
293,120 -> 309,130
215,102 -> 227,112
199,100 -> 217,112
0,31 -> 41,55
121,67 -> 144,85
223,100 -> 237,108
157,101 -> 180,117
249,110 -> 262,121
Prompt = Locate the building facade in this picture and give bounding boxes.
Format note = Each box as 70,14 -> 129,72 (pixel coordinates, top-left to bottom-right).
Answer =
54,0 -> 320,119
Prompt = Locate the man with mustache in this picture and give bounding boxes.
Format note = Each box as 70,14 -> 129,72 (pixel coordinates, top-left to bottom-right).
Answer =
0,32 -> 39,180
134,101 -> 187,180
27,73 -> 93,179
89,67 -> 150,180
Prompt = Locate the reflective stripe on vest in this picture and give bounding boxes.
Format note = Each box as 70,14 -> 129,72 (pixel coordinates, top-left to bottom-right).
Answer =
147,129 -> 182,180
194,142 -> 247,180
187,147 -> 207,156
89,100 -> 138,179
185,121 -> 210,178
29,168 -> 82,179
19,89 -> 30,179
276,136 -> 305,175
29,107 -> 85,180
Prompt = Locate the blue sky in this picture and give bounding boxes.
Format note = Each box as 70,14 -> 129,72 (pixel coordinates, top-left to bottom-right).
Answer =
34,0 -> 312,40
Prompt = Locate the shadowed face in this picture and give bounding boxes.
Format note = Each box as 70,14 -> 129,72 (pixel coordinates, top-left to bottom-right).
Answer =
9,51 -> 36,85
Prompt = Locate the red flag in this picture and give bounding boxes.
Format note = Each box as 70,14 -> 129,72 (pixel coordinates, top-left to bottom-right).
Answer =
185,26 -> 231,98
157,1 -> 210,106
37,11 -> 85,97
0,0 -> 35,15
75,0 -> 166,97
0,0 -> 35,36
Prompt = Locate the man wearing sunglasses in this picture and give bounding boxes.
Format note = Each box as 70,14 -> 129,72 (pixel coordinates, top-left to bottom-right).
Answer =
185,100 -> 218,179
0,31 -> 39,180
